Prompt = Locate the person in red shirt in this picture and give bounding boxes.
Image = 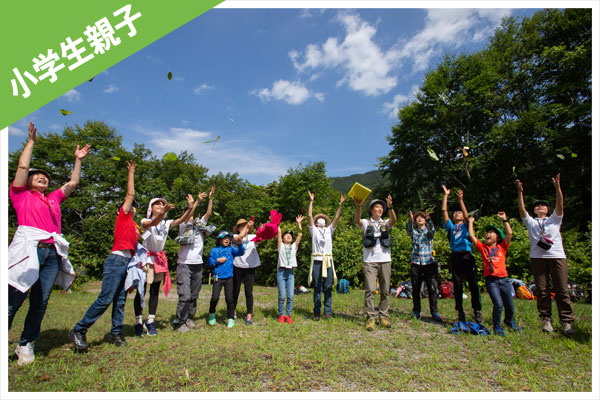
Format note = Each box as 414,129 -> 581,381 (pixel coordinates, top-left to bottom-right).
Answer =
70,161 -> 138,351
9,122 -> 90,367
467,211 -> 522,337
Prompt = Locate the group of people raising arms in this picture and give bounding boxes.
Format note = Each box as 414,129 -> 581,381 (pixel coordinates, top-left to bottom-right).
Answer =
8,122 -> 575,365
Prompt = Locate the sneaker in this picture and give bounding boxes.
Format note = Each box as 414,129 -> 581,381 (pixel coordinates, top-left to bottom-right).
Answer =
227,318 -> 235,328
278,315 -> 285,323
143,321 -> 157,336
175,323 -> 190,333
474,310 -> 483,324
208,313 -> 217,326
284,316 -> 293,324
134,323 -> 144,337
493,326 -> 506,337
323,313 -> 332,320
314,312 -> 321,321
412,311 -> 421,320
15,342 -> 35,366
245,316 -> 253,326
562,322 -> 574,336
185,319 -> 196,329
380,316 -> 392,328
366,318 -> 376,331
69,329 -> 90,351
541,317 -> 554,333
504,320 -> 522,333
458,312 -> 466,322
432,313 -> 444,323
109,333 -> 128,346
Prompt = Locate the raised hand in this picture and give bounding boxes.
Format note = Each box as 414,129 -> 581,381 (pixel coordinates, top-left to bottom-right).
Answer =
209,185 -> 215,199
165,203 -> 175,212
28,122 -> 37,142
409,211 -> 414,221
468,216 -> 475,223
353,196 -> 362,206
515,179 -> 523,193
340,194 -> 346,204
386,194 -> 393,208
424,210 -> 430,220
126,160 -> 136,173
442,185 -> 450,196
75,144 -> 91,160
552,173 -> 561,189
307,191 -> 314,201
198,192 -> 207,201
456,189 -> 464,200
498,211 -> 507,220
296,215 -> 304,224
186,194 -> 195,208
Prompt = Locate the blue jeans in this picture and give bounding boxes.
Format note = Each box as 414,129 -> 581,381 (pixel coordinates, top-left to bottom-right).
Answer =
312,261 -> 333,315
74,253 -> 129,335
277,268 -> 295,316
8,246 -> 60,346
485,276 -> 515,328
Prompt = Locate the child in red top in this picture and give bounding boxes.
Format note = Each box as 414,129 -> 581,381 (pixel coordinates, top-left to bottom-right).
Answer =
467,211 -> 521,337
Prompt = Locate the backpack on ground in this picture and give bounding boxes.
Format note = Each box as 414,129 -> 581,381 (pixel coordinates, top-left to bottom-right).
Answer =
440,281 -> 454,299
337,279 -> 350,294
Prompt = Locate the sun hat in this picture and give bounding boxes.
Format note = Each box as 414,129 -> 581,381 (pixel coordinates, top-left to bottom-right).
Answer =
28,168 -> 51,180
532,199 -> 549,208
233,219 -> 248,234
313,213 -> 330,227
147,198 -> 168,218
485,224 -> 505,242
413,211 -> 427,221
368,199 -> 387,216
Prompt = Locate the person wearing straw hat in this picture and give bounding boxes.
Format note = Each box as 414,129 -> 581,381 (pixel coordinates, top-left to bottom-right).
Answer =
9,122 -> 90,366
231,217 -> 259,325
354,195 -> 396,331
516,174 -> 574,335
307,190 -> 346,320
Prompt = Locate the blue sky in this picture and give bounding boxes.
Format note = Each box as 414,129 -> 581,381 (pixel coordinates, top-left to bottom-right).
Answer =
8,8 -> 539,185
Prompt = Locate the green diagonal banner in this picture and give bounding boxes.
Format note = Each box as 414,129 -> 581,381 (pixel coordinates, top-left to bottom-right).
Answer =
0,0 -> 224,129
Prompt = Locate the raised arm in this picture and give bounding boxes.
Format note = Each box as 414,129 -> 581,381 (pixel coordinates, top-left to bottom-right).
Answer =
331,194 -> 346,229
14,122 -> 37,187
234,220 -> 254,244
171,194 -> 196,228
295,215 -> 304,247
122,161 -> 136,215
425,210 -> 435,239
498,211 -> 512,244
354,196 -> 363,227
307,191 -> 314,227
552,173 -> 563,217
202,186 -> 215,222
61,143 -> 91,197
441,185 -> 450,225
386,194 -> 397,228
457,189 -> 469,218
515,179 -> 527,219
277,226 -> 283,249
467,216 -> 477,244
405,212 -> 414,235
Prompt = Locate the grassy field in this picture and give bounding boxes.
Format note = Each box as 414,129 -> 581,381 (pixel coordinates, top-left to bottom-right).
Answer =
8,280 -> 593,392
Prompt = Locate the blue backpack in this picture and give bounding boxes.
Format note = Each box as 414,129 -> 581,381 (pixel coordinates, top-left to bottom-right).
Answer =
337,279 -> 350,294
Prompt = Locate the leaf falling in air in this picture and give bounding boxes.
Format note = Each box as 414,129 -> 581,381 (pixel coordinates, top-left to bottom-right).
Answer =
227,117 -> 234,122
162,152 -> 178,162
556,154 -> 565,160
112,156 -> 121,161
571,153 -> 578,158
462,146 -> 469,157
173,177 -> 183,186
168,71 -> 173,80
468,209 -> 479,217
427,148 -> 439,161
213,211 -> 220,216
60,109 -> 72,116
512,166 -> 516,176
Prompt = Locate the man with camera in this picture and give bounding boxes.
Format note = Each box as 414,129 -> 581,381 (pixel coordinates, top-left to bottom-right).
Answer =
354,195 -> 396,331
516,174 -> 574,335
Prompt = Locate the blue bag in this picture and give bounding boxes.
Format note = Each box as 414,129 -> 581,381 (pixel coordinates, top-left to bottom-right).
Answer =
337,279 -> 350,294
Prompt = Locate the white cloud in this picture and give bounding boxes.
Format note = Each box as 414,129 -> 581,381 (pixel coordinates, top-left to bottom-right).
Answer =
290,12 -> 401,96
300,9 -> 326,19
252,80 -> 324,105
103,84 -> 118,94
382,85 -> 420,118
173,77 -> 184,82
193,83 -> 215,94
62,89 -> 81,103
8,126 -> 26,136
401,9 -> 512,72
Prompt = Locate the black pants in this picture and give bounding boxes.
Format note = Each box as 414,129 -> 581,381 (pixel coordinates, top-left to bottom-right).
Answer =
450,252 -> 482,314
410,262 -> 438,314
209,277 -> 235,319
233,267 -> 255,315
133,281 -> 161,317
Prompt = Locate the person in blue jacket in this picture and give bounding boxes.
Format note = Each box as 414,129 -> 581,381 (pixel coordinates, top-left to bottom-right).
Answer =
207,225 -> 251,328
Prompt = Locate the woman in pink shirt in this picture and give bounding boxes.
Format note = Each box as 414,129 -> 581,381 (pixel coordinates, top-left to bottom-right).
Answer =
8,122 -> 90,366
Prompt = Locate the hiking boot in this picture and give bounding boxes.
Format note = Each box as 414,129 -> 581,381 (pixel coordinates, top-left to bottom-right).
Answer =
208,313 -> 217,326
134,323 -> 144,337
278,315 -> 285,323
174,323 -> 190,333
380,316 -> 392,329
323,313 -> 332,320
541,317 -> 554,333
109,333 -> 128,346
69,329 -> 90,351
504,320 -> 522,333
185,319 -> 196,329
284,316 -> 293,324
227,318 -> 235,328
143,321 -> 157,336
15,342 -> 35,366
493,326 -> 506,337
458,312 -> 466,322
366,318 -> 376,331
314,312 -> 321,321
412,311 -> 421,320
474,310 -> 483,324
432,313 -> 444,323
561,322 -> 574,336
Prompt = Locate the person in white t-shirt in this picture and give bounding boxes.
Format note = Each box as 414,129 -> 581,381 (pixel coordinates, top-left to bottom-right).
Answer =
276,215 -> 304,324
232,217 -> 260,325
354,195 -> 397,331
516,173 -> 575,335
172,186 -> 215,333
134,196 -> 194,336
307,190 -> 346,320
